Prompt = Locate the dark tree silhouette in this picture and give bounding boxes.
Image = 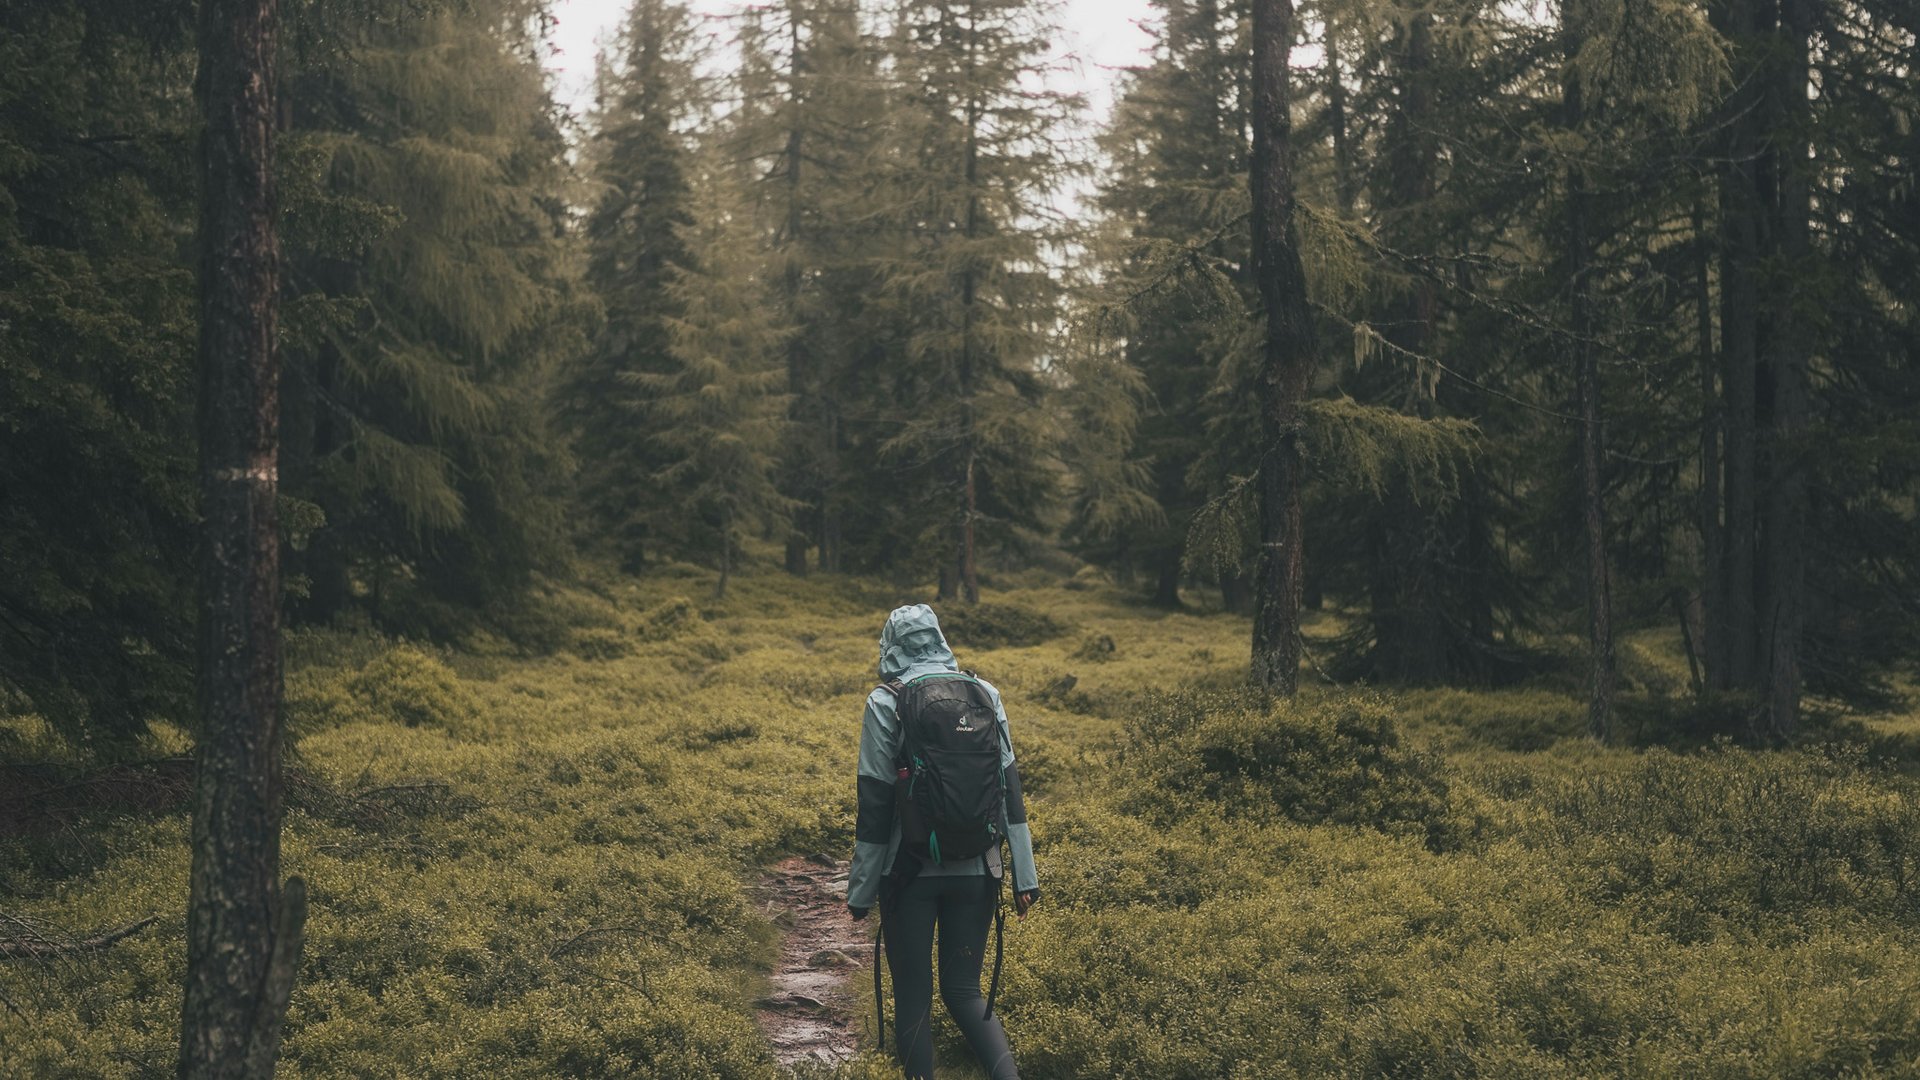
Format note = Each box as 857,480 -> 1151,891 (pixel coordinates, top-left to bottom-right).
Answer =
177,0 -> 306,1074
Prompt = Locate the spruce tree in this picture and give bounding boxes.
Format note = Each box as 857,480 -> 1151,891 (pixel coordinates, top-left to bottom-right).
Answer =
1088,0 -> 1252,606
279,0 -> 588,627
726,1 -> 889,575
0,2 -> 200,747
558,0 -> 700,573
870,0 -> 1077,601
631,140 -> 795,600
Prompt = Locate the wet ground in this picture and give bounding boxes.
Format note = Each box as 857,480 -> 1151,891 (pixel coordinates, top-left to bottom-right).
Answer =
753,854 -> 873,1070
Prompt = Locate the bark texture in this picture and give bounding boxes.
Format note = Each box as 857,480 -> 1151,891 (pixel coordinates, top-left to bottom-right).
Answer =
178,0 -> 306,1075
1564,53 -> 1616,741
1248,0 -> 1318,694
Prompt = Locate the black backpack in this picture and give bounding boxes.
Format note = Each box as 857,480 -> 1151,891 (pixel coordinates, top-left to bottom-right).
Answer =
884,671 -> 1007,867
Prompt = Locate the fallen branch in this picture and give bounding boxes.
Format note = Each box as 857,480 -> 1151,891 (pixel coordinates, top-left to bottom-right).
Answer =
548,923 -> 671,959
0,916 -> 158,960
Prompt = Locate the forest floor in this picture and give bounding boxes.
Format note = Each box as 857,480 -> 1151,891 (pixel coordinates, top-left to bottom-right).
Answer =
3,561 -> 1920,1078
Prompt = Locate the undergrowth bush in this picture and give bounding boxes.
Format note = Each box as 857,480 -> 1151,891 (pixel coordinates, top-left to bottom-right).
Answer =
1119,689 -> 1458,851
1401,687 -> 1584,751
1540,743 -> 1920,933
937,602 -> 1069,649
291,644 -> 489,738
9,574 -> 1920,1078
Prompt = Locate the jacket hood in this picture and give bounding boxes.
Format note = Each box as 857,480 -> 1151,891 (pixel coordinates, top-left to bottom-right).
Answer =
878,604 -> 957,681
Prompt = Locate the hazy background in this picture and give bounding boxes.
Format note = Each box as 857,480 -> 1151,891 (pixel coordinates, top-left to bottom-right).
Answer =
541,0 -> 1160,122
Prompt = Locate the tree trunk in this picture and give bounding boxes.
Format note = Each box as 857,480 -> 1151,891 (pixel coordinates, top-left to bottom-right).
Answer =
1565,59 -> 1615,742
717,506 -> 733,601
959,453 -> 979,604
1222,567 -> 1253,615
1248,0 -> 1317,695
1364,11 -> 1452,685
1325,23 -> 1356,218
1760,0 -> 1810,737
1713,0 -> 1764,695
1153,552 -> 1182,609
178,0 -> 306,1075
955,9 -> 981,606
782,7 -> 812,580
1694,197 -> 1726,691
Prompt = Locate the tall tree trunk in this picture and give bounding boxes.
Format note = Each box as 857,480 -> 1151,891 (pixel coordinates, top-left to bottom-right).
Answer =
1694,197 -> 1726,690
1364,11 -> 1452,684
1249,0 -> 1317,694
1222,567 -> 1253,615
1564,58 -> 1615,741
782,6 -> 812,579
955,7 -> 981,606
1154,551 -> 1182,609
1325,22 -> 1356,218
959,454 -> 979,603
178,0 -> 306,1075
717,505 -> 733,601
1760,0 -> 1810,736
1713,0 -> 1764,695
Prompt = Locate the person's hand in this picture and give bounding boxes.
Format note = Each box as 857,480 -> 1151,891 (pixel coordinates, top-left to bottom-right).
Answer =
848,905 -> 869,922
1014,889 -> 1039,919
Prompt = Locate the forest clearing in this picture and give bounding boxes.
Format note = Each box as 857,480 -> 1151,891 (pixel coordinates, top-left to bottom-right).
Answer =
4,0 -> 1918,1073
6,567 -> 1920,1076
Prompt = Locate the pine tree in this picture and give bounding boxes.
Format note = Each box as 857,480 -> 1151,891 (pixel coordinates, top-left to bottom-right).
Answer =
279,0 -> 588,627
557,0 -> 701,573
178,0 -> 306,1071
870,0 -> 1077,600
1087,0 -> 1252,606
727,1 -> 890,575
632,141 -> 795,599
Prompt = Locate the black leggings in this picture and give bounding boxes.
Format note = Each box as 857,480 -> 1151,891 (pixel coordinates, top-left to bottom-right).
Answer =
884,873 -> 1019,1080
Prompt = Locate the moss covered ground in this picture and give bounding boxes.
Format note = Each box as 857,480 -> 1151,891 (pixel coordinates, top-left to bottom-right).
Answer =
4,566 -> 1920,1077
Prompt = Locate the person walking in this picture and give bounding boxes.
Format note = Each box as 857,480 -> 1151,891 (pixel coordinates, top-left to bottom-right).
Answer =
847,604 -> 1040,1080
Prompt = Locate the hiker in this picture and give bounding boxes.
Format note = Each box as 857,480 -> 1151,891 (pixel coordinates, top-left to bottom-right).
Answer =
847,604 -> 1040,1080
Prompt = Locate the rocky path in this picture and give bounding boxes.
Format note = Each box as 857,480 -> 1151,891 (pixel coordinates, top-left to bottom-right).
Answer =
754,854 -> 873,1069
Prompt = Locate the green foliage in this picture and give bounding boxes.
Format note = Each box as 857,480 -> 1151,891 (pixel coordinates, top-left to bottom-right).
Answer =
0,3 -> 198,747
1119,689 -> 1457,849
937,602 -> 1070,650
280,0 -> 588,624
1401,686 -> 1586,752
300,644 -> 488,737
630,140 -> 795,593
1543,744 -> 1920,932
8,577 -> 1920,1077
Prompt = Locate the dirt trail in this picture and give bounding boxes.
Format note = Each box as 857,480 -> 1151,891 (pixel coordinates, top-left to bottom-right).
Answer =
754,854 -> 874,1069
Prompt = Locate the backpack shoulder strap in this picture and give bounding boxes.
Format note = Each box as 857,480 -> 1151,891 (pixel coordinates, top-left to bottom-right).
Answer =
877,678 -> 907,699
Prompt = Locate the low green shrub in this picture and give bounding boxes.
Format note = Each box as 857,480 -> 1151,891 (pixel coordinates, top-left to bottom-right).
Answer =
1071,633 -> 1117,662
937,602 -> 1070,650
1401,687 -> 1585,751
292,644 -> 489,738
569,625 -> 633,661
1118,689 -> 1458,850
1540,743 -> 1920,932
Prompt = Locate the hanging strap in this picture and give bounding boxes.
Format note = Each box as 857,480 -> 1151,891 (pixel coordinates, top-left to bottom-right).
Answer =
873,913 -> 887,1049
983,878 -> 1007,1019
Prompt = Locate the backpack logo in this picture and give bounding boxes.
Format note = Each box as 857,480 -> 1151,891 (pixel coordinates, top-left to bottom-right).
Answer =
955,716 -> 976,733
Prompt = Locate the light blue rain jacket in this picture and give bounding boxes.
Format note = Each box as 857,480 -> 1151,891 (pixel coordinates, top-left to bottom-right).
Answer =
846,604 -> 1040,912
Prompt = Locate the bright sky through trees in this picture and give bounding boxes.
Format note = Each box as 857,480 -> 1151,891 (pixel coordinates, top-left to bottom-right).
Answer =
541,0 -> 1160,122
